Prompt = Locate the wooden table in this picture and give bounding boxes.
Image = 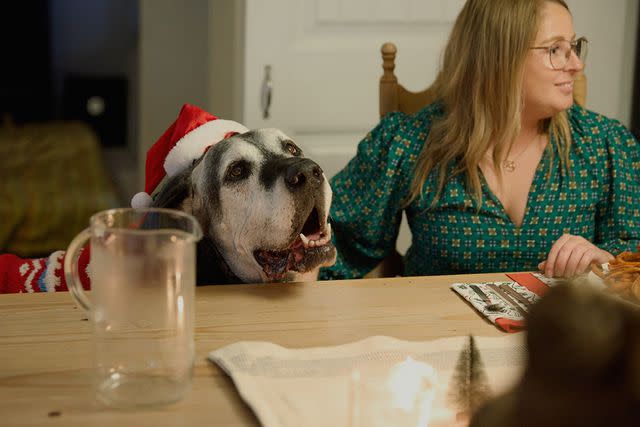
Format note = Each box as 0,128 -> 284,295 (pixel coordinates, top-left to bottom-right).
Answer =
0,273 -> 510,426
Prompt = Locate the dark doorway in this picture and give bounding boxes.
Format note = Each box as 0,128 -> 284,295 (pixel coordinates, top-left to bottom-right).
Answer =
0,2 -> 53,123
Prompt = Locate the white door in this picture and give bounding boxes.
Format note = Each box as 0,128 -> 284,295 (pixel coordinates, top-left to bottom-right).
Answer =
239,0 -> 465,252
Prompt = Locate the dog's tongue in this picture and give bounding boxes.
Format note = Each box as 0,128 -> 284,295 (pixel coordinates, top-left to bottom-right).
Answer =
254,249 -> 292,279
255,230 -> 332,280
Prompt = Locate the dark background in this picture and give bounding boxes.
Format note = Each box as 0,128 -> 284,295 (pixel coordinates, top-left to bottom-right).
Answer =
0,0 -> 137,147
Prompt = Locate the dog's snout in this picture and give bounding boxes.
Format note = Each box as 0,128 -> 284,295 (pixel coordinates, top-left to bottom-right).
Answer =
285,160 -> 324,192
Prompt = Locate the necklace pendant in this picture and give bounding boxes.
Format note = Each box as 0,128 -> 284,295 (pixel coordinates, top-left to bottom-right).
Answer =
503,160 -> 516,172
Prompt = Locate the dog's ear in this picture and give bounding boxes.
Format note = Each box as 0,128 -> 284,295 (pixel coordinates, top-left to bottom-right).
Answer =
151,167 -> 194,210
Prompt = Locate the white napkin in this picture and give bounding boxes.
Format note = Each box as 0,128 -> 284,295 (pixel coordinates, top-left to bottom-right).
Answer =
208,334 -> 526,427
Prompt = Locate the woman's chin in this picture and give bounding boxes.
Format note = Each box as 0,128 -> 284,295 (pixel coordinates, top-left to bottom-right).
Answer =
550,97 -> 575,114
560,93 -> 576,109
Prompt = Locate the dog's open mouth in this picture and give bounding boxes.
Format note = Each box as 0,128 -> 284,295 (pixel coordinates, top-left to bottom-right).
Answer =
253,206 -> 336,281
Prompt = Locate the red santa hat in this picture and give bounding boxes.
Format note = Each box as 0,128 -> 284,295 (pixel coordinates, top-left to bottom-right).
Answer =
131,103 -> 248,208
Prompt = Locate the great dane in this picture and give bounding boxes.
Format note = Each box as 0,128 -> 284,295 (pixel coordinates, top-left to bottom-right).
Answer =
151,128 -> 337,284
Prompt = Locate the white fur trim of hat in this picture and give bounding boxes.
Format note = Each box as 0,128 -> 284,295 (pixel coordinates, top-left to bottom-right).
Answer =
164,119 -> 248,177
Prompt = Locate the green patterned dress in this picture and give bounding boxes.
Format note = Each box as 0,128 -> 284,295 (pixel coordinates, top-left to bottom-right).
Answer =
320,103 -> 640,280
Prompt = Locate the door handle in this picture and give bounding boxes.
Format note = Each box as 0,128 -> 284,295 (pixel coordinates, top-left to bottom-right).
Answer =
261,65 -> 272,119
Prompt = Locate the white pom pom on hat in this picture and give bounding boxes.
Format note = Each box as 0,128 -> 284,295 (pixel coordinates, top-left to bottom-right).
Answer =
131,191 -> 153,209
131,103 -> 248,207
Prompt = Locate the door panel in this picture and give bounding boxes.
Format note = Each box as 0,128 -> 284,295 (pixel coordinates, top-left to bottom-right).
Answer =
243,0 -> 463,253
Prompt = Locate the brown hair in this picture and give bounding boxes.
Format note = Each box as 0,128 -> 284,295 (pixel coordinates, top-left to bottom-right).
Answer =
405,0 -> 572,207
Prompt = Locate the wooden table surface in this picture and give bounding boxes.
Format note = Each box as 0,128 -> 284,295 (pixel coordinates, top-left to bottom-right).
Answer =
0,273 -> 511,426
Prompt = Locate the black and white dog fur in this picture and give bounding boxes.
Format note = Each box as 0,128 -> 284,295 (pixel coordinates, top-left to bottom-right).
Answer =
151,128 -> 336,284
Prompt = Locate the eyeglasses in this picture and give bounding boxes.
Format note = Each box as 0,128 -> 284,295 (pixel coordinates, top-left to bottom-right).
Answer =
530,37 -> 588,70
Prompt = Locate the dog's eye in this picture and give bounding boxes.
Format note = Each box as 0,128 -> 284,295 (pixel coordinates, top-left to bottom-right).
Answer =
229,165 -> 244,177
225,161 -> 251,182
284,142 -> 300,156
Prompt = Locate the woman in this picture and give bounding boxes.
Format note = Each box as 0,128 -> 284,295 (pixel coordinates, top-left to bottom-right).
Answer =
320,0 -> 640,280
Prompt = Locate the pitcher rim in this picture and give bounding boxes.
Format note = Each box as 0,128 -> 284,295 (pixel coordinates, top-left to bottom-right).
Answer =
89,207 -> 203,241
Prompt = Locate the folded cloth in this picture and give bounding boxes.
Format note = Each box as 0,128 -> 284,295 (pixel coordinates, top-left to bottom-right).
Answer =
450,281 -> 542,333
508,271 -> 608,293
209,334 -> 525,427
507,272 -> 557,293
463,272 -> 611,332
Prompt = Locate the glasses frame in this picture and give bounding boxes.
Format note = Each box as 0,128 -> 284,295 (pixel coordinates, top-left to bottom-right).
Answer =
530,37 -> 589,70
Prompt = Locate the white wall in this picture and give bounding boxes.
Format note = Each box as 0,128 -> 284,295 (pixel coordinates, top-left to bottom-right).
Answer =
208,0 -> 245,122
138,0 -> 210,187
568,0 -> 638,126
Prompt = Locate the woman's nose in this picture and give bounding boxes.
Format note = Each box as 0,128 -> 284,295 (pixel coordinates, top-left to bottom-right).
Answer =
565,49 -> 584,72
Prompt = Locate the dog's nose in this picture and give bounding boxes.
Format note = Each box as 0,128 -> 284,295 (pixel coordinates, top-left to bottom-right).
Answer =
285,159 -> 324,191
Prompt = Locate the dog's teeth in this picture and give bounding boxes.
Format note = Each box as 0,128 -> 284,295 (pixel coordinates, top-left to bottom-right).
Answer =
319,224 -> 331,241
300,233 -> 310,246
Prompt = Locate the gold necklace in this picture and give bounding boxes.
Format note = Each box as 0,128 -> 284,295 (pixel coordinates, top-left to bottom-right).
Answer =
502,133 -> 539,172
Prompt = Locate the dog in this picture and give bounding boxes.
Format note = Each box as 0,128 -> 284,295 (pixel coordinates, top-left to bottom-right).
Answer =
150,128 -> 337,285
0,105 -> 337,292
469,280 -> 640,427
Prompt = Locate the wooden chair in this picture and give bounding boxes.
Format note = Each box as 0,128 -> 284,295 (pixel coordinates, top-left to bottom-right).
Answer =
366,42 -> 587,278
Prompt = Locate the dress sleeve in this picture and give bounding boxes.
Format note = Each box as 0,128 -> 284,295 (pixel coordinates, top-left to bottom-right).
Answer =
595,119 -> 640,254
0,248 -> 91,293
320,112 -> 417,280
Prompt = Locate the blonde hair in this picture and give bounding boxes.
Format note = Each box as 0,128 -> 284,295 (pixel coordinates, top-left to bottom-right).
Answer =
405,0 -> 572,207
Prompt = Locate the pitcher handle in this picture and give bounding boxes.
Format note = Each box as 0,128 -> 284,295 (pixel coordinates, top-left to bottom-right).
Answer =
65,228 -> 93,313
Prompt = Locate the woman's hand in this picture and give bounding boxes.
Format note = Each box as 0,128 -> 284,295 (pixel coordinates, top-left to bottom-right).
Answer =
538,234 -> 614,278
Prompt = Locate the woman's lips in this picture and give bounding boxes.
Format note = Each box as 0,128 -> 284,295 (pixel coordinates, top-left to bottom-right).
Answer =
555,81 -> 574,95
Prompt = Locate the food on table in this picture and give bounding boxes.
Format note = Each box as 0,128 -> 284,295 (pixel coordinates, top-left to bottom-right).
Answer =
591,247 -> 640,303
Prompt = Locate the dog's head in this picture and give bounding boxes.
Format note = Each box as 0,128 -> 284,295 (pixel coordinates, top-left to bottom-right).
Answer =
152,128 -> 336,283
